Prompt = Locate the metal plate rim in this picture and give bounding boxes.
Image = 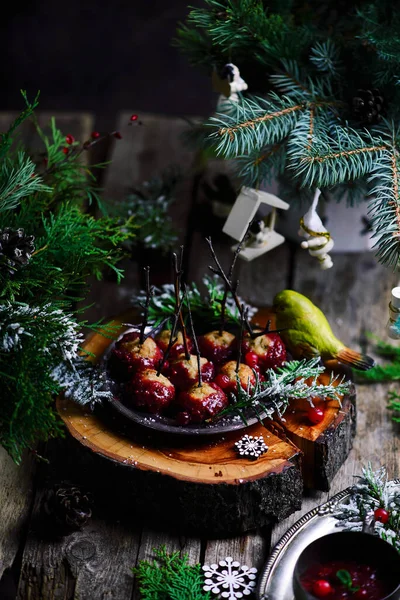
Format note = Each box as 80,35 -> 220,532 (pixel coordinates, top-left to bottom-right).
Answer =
257,478 -> 400,599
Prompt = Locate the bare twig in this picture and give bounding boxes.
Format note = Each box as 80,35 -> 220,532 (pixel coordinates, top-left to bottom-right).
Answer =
236,306 -> 248,373
139,266 -> 153,345
173,247 -> 190,360
156,288 -> 187,376
185,285 -> 202,387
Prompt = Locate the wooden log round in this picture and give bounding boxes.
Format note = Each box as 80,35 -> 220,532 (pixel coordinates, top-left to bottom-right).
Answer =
57,308 -> 355,535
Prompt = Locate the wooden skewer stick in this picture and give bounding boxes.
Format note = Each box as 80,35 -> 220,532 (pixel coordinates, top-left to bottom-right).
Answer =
173,247 -> 190,360
236,305 -> 248,373
156,287 -> 187,376
185,285 -> 203,388
205,236 -> 253,334
139,266 -> 153,345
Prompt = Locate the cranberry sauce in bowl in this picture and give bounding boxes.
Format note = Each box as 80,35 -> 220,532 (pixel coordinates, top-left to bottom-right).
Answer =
293,532 -> 400,600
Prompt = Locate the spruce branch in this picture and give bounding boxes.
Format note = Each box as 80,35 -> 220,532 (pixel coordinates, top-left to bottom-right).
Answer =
132,545 -> 210,600
216,357 -> 351,423
333,463 -> 400,553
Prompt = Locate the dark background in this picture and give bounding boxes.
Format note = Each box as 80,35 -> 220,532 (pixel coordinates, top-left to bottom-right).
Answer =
2,0 -> 214,129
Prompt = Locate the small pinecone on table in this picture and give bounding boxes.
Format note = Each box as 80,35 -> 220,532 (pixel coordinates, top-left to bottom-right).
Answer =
41,482 -> 93,536
0,227 -> 35,275
352,88 -> 385,125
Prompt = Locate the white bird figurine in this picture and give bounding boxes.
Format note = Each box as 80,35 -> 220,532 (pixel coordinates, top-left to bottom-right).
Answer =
298,189 -> 334,270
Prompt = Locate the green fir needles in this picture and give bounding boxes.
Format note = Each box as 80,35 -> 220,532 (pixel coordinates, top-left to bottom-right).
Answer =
178,0 -> 400,268
0,94 -> 134,463
132,546 -> 210,600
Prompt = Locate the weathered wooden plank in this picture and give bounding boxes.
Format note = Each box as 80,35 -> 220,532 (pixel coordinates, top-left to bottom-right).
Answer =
17,488 -> 140,600
0,450 -> 35,580
270,249 -> 400,550
203,530 -> 269,585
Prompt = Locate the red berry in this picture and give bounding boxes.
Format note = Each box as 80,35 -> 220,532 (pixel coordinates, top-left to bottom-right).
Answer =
245,351 -> 259,368
62,147 -> 69,154
307,406 -> 324,425
312,579 -> 333,598
91,131 -> 100,139
354,589 -> 368,599
214,374 -> 230,389
374,507 -> 390,523
65,134 -> 75,144
130,114 -> 138,121
113,131 -> 122,139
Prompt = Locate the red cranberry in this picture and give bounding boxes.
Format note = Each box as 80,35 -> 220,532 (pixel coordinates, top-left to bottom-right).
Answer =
374,507 -> 390,523
245,351 -> 259,368
307,406 -> 325,424
65,134 -> 75,144
312,579 -> 333,597
130,114 -> 138,121
91,131 -> 100,139
62,147 -> 69,154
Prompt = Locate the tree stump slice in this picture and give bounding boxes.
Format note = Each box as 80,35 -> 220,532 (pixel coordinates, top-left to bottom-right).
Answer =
57,307 -> 355,535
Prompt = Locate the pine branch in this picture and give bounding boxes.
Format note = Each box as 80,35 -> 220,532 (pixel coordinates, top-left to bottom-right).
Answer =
0,153 -> 51,213
210,94 -> 305,157
216,358 -> 351,423
333,463 -> 400,553
0,91 -> 40,160
132,545 -> 210,600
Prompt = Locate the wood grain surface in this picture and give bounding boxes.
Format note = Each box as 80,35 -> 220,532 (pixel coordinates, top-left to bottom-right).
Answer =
2,111 -> 399,599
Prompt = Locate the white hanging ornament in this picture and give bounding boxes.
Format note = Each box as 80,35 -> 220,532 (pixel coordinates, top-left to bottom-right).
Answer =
386,286 -> 400,340
299,189 -> 334,270
222,186 -> 289,261
212,63 -> 248,106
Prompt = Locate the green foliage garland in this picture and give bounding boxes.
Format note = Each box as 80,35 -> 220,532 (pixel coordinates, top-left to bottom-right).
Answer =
0,94 -> 134,463
132,546 -> 210,600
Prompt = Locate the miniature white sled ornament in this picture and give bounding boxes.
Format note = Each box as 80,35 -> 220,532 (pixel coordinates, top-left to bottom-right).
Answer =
222,187 -> 289,262
299,189 -> 334,270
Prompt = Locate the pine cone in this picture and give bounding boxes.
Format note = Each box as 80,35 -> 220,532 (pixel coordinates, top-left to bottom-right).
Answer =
41,483 -> 93,535
352,88 -> 385,125
0,228 -> 35,275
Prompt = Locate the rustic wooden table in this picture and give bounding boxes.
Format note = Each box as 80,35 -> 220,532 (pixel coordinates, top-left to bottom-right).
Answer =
1,111 -> 400,599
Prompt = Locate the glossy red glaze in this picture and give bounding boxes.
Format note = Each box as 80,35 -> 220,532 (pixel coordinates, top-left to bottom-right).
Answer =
166,355 -> 215,390
112,331 -> 163,377
218,361 -> 256,395
154,330 -> 193,361
241,332 -> 286,371
125,369 -> 175,414
197,330 -> 236,365
176,382 -> 228,423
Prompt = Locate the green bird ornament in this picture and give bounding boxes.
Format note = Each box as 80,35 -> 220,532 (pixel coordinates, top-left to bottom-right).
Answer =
273,290 -> 374,371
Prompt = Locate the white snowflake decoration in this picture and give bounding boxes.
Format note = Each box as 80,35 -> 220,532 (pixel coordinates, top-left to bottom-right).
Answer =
203,557 -> 257,599
234,434 -> 268,459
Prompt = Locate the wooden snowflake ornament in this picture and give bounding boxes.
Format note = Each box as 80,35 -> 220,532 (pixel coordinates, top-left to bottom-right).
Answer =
234,434 -> 268,459
202,556 -> 258,599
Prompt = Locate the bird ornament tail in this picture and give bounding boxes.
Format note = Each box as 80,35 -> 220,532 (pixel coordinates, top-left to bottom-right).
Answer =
336,348 -> 375,371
